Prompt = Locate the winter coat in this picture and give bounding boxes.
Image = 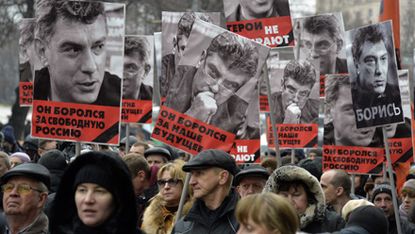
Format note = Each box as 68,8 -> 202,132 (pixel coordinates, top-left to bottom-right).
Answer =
48,151 -> 139,234
141,194 -> 193,234
263,165 -> 345,233
172,189 -> 239,234
5,212 -> 48,234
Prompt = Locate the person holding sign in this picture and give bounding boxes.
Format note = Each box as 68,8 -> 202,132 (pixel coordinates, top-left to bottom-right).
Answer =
324,74 -> 382,147
167,31 -> 259,136
300,14 -> 347,75
271,59 -> 318,124
226,0 -> 290,22
34,0 -> 121,106
123,36 -> 153,100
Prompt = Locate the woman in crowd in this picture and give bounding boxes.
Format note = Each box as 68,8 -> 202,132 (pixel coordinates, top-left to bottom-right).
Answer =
399,179 -> 415,220
49,151 -> 140,234
263,165 -> 344,233
236,192 -> 299,234
141,160 -> 193,234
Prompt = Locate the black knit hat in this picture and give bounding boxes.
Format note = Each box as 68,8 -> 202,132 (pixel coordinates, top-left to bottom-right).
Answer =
371,183 -> 393,202
74,164 -> 114,195
347,205 -> 388,234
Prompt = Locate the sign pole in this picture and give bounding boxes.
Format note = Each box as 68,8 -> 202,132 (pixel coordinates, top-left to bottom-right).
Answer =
382,127 -> 402,234
175,172 -> 191,223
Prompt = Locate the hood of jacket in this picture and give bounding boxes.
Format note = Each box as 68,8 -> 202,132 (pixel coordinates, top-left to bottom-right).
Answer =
263,165 -> 326,228
142,193 -> 193,234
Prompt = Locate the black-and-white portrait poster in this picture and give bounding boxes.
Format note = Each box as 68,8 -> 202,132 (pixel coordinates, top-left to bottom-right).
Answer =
345,21 -> 403,128
32,0 -> 125,145
159,11 -> 221,100
153,19 -> 269,162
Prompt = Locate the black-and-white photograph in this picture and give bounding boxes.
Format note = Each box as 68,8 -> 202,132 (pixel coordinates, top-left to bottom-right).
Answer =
160,11 -> 221,98
294,13 -> 347,76
19,18 -> 41,83
346,21 -> 403,128
224,0 -> 291,22
269,59 -> 319,124
33,0 -> 125,106
324,74 -> 383,147
164,19 -> 269,139
123,35 -> 153,101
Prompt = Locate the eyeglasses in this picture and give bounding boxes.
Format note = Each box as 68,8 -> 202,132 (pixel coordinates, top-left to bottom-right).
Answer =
300,39 -> 335,55
1,183 -> 43,195
157,179 -> 181,187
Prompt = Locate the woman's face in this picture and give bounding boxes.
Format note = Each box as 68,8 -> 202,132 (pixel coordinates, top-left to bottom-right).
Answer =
401,189 -> 415,214
75,183 -> 115,227
278,184 -> 309,215
158,170 -> 183,207
237,218 -> 275,234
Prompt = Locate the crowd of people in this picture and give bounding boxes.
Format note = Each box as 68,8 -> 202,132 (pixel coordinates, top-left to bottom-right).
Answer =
1,123 -> 415,234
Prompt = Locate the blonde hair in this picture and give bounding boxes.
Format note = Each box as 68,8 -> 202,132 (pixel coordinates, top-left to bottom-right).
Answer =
236,193 -> 299,234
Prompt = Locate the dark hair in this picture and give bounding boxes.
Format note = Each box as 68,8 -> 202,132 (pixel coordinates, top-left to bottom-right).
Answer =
206,31 -> 259,78
283,60 -> 316,88
352,24 -> 389,64
125,36 -> 150,64
177,12 -> 212,38
35,0 -> 105,43
303,14 -> 342,43
325,74 -> 350,110
279,180 -> 317,205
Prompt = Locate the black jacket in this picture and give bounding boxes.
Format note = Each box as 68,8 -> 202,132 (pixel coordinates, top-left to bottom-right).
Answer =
172,189 -> 239,234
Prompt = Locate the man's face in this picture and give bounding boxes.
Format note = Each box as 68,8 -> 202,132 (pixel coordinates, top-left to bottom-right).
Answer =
332,86 -> 376,146
356,41 -> 388,95
123,54 -> 146,99
384,123 -> 398,138
38,140 -> 57,156
301,29 -> 338,75
236,177 -> 266,198
192,52 -> 251,105
373,193 -> 394,218
282,76 -> 312,110
146,155 -> 166,167
43,15 -> 107,103
174,35 -> 188,64
320,171 -> 337,205
189,168 -> 222,200
239,0 -> 274,18
3,177 -> 47,217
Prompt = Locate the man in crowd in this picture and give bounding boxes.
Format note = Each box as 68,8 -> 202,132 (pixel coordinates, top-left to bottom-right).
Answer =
166,31 -> 259,137
226,0 -> 290,21
1,163 -> 50,233
34,0 -> 120,106
128,140 -> 150,156
173,149 -> 239,233
123,153 -> 151,227
144,147 -> 171,168
299,14 -> 347,75
234,164 -> 269,198
372,183 -> 415,233
320,169 -> 352,214
160,12 -> 211,98
123,36 -> 153,100
324,74 -> 382,147
37,139 -> 57,157
271,59 -> 318,124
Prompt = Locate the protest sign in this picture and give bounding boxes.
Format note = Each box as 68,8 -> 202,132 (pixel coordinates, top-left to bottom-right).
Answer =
121,35 -> 154,123
32,1 -> 125,145
345,21 -> 403,128
154,19 -> 269,157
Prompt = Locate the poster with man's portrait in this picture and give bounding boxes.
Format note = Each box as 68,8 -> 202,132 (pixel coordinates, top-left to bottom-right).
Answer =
224,0 -> 293,48
259,47 -> 294,112
121,35 -> 154,124
265,54 -> 320,149
322,74 -> 384,174
160,11 -> 221,101
18,18 -> 41,106
293,12 -> 347,97
153,19 -> 269,163
32,0 -> 125,145
345,21 -> 403,128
